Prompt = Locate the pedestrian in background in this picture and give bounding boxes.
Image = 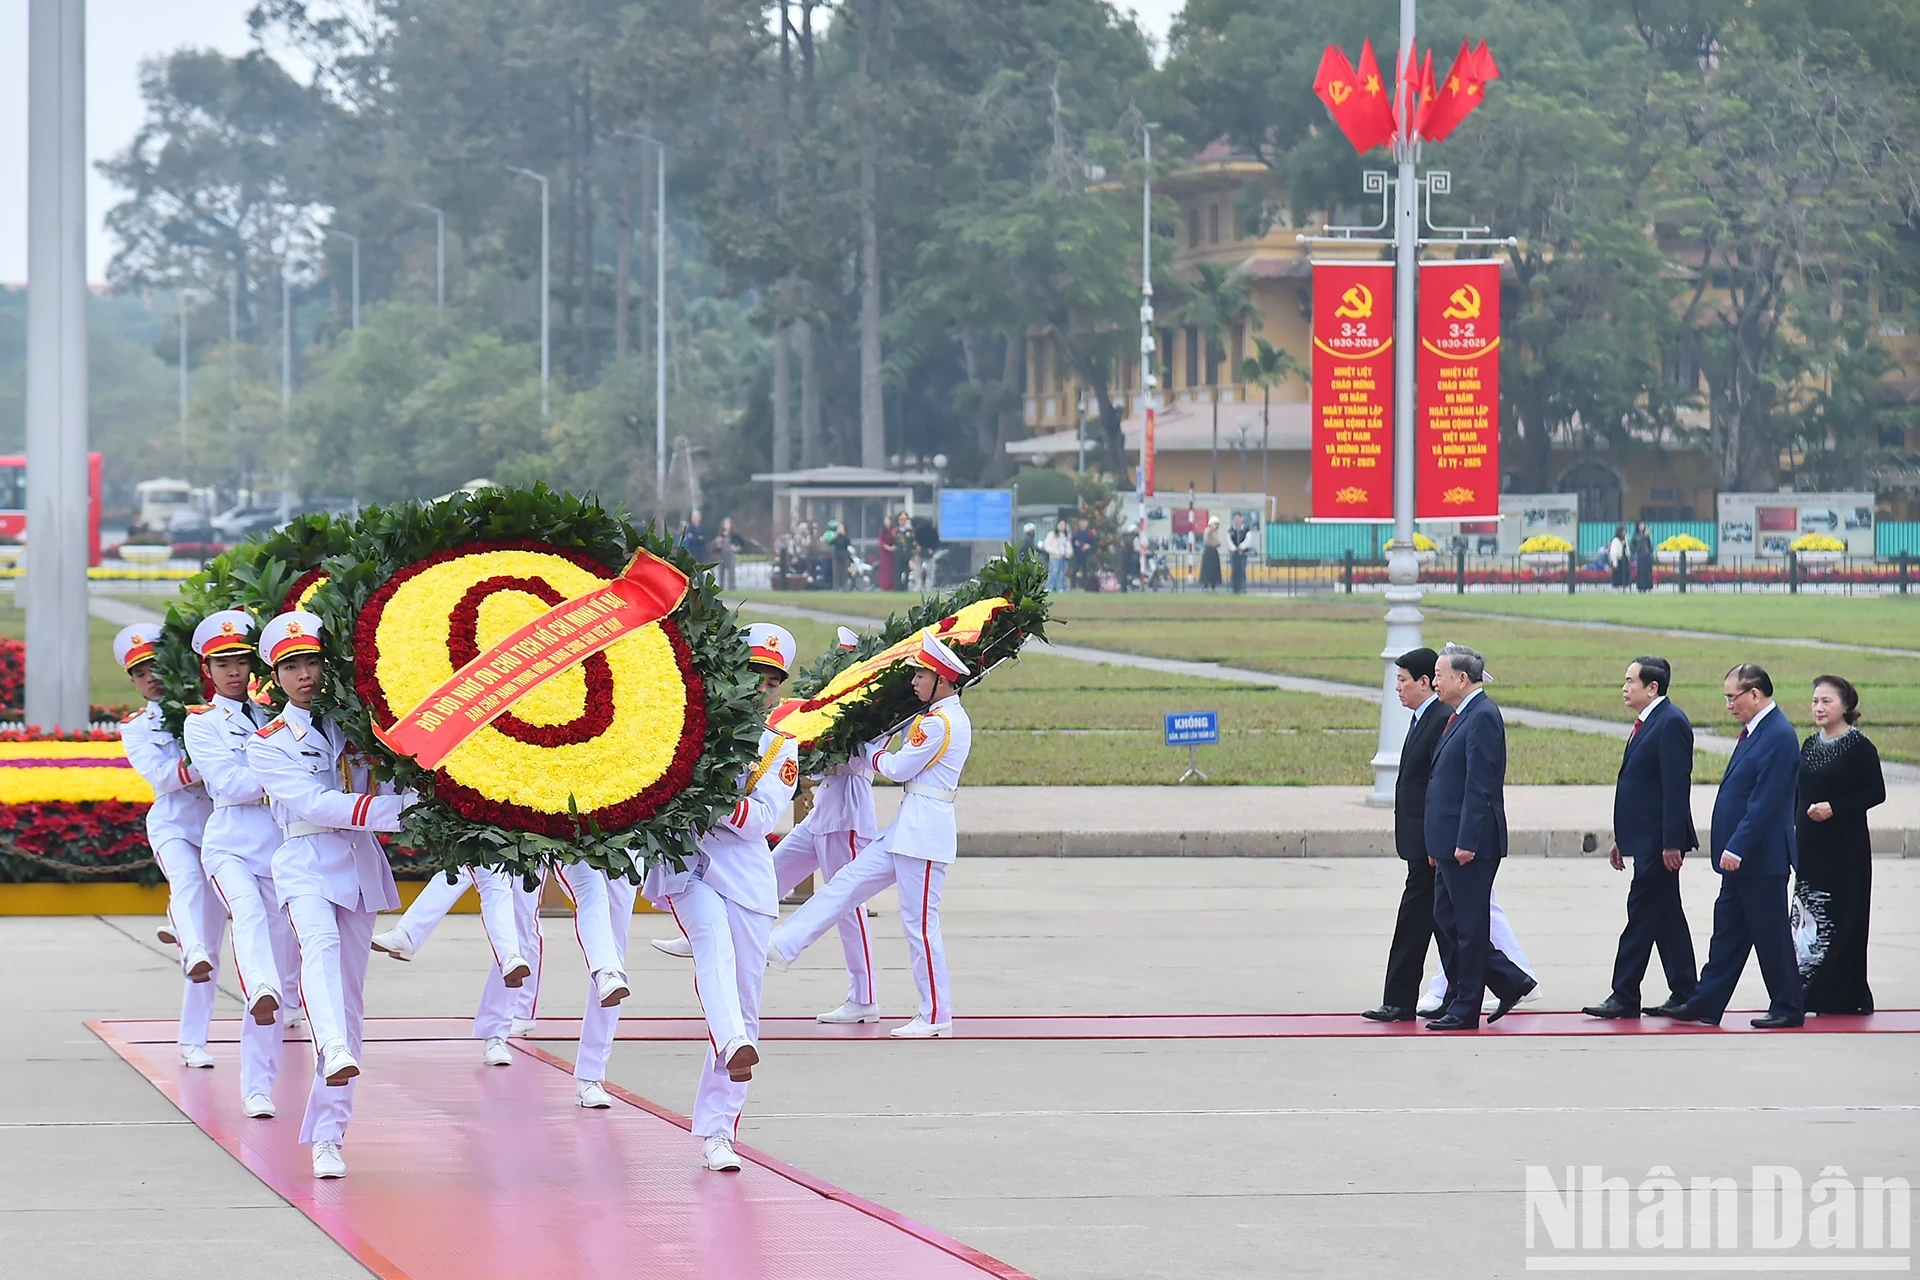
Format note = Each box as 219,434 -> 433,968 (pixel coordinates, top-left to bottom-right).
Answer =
714,517 -> 741,590
1043,518 -> 1072,592
1071,518 -> 1096,590
1632,522 -> 1655,593
1608,525 -> 1629,589
1795,675 -> 1885,1014
1199,516 -> 1223,591
684,509 -> 708,561
1227,512 -> 1253,594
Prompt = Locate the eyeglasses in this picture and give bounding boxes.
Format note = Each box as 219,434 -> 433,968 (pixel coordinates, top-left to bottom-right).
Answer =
1724,689 -> 1756,704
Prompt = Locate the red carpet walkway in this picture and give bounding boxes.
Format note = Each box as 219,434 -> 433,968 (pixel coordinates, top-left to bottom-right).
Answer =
92,1021 -> 1029,1280
100,1008 -> 1920,1046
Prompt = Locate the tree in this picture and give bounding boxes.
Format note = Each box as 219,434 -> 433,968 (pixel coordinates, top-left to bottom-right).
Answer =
1239,335 -> 1304,497
1173,260 -> 1257,491
1654,47 -> 1920,487
99,48 -> 330,332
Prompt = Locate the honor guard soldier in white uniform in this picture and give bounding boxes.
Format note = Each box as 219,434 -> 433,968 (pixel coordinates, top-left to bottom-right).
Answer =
645,622 -> 800,1172
371,866 -> 540,1066
115,624 -> 220,1067
771,630 -> 973,1039
653,625 -> 882,1025
247,611 -> 416,1180
182,609 -> 300,1113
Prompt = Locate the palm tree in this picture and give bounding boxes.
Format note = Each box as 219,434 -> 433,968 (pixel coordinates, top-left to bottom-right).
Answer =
1239,336 -> 1304,498
1173,261 -> 1258,491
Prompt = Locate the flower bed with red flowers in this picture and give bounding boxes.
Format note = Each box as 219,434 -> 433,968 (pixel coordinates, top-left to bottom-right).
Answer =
0,799 -> 158,885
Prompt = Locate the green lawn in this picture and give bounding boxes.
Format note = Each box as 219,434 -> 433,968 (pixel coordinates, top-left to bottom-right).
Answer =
1419,591 -> 1920,651
737,590 -> 1920,767
737,605 -> 1722,785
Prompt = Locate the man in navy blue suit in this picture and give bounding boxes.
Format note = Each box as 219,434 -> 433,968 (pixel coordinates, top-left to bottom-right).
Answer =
1422,644 -> 1536,1031
1584,656 -> 1699,1019
1664,663 -> 1805,1029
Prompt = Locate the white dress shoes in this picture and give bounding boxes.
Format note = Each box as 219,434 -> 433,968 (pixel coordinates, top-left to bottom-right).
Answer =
248,988 -> 281,1026
283,1010 -> 307,1036
765,943 -> 792,973
719,1036 -> 758,1082
701,1135 -> 742,1172
155,922 -> 178,946
370,928 -> 415,961
817,1000 -> 880,1024
179,1044 -> 215,1069
311,1140 -> 346,1179
182,946 -> 214,983
482,1036 -> 513,1067
243,1093 -> 276,1118
320,1044 -> 360,1087
510,1017 -> 538,1037
650,936 -> 693,959
594,969 -> 630,1007
576,1080 -> 612,1109
888,1016 -> 952,1039
501,956 -> 532,988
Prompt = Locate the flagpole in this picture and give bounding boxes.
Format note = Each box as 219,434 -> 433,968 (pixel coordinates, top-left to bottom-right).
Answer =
1366,0 -> 1425,806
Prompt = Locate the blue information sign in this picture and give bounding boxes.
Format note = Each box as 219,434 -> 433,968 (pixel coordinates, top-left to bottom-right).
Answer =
938,488 -> 1014,542
1164,711 -> 1220,747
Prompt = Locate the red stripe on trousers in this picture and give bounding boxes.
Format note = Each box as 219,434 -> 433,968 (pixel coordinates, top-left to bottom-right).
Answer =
665,898 -> 717,1054
851,831 -> 874,1005
920,865 -> 937,1026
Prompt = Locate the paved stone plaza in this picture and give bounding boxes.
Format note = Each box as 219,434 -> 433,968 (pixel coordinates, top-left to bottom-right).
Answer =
6,854 -> 1916,1278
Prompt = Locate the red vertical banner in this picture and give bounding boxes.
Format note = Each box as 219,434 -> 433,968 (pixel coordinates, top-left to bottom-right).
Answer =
1309,261 -> 1396,521
1416,259 -> 1502,520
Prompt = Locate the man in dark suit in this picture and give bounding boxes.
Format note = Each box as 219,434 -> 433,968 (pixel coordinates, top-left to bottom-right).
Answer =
1664,663 -> 1805,1029
1584,656 -> 1699,1019
1423,644 -> 1536,1031
1362,648 -> 1448,1021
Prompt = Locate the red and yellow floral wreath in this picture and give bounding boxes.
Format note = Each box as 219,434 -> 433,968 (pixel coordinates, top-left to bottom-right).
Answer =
353,539 -> 707,838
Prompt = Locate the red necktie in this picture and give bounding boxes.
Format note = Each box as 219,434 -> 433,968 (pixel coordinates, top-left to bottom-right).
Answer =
1737,727 -> 1748,743
1629,719 -> 1642,740
1444,713 -> 1458,734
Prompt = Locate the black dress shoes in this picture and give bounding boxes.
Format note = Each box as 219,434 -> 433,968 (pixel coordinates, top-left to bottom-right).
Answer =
1581,999 -> 1641,1019
1749,1013 -> 1805,1029
1424,1013 -> 1477,1031
1488,976 -> 1538,1024
1662,1005 -> 1721,1026
1643,1000 -> 1690,1018
1361,1005 -> 1419,1022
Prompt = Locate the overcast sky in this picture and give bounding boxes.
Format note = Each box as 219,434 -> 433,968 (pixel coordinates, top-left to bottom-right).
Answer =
0,0 -> 1183,285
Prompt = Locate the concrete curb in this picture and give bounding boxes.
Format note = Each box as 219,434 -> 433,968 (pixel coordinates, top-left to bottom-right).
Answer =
958,828 -> 1920,858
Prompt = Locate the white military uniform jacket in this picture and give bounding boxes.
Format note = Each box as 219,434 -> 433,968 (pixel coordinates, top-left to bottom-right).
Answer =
245,703 -> 407,913
873,695 -> 972,865
120,702 -> 212,846
804,740 -> 881,840
644,728 -> 799,917
181,693 -> 283,875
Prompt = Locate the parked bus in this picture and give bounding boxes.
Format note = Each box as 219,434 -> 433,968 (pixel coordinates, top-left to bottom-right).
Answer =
0,453 -> 105,567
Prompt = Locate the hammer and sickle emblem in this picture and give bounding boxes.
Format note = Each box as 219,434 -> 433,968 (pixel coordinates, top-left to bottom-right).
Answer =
1327,80 -> 1352,106
1442,285 -> 1482,321
1333,284 -> 1373,320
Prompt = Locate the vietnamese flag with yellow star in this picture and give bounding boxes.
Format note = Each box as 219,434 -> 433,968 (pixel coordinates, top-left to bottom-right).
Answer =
1313,39 -> 1397,154
1419,39 -> 1500,143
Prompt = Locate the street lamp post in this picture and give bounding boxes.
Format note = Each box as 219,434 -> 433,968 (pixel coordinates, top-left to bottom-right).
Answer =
616,131 -> 670,519
507,166 -> 551,418
336,231 -> 360,334
178,287 -> 191,444
282,257 -> 293,415
412,203 -> 445,320
1138,120 -> 1159,495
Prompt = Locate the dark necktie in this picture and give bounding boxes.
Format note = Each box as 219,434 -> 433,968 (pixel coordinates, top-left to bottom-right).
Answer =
1402,711 -> 1420,754
1737,727 -> 1748,744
